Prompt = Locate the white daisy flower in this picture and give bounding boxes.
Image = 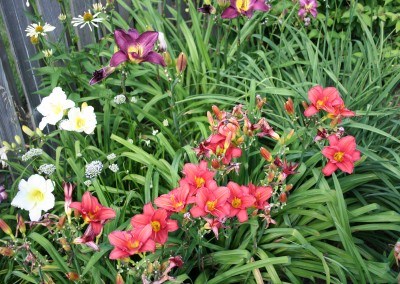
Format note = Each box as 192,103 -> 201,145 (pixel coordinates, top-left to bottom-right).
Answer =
59,103 -> 97,134
37,87 -> 75,130
25,22 -> 55,37
71,10 -> 103,32
11,174 -> 55,221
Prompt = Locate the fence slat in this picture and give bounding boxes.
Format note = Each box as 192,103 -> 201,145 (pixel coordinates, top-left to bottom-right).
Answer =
0,0 -> 42,129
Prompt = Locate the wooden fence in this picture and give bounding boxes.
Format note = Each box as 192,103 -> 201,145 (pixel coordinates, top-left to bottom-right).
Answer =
0,0 -> 148,147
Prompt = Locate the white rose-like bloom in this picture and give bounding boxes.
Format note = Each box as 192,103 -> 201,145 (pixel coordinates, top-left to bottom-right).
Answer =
59,103 -> 97,134
37,87 -> 75,130
11,174 -> 55,221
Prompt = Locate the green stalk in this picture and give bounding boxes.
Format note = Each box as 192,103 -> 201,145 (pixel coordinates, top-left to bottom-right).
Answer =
215,18 -> 222,84
236,17 -> 241,74
170,78 -> 184,145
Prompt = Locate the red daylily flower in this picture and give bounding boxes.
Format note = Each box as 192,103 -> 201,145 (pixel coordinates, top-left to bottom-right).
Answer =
108,226 -> 155,259
154,182 -> 193,213
69,192 -> 116,235
304,86 -> 343,116
180,161 -> 215,195
248,183 -> 272,210
190,183 -> 231,219
221,0 -> 271,19
321,135 -> 361,176
226,182 -> 256,222
130,203 -> 178,244
280,159 -> 299,181
73,224 -> 100,251
110,28 -> 166,67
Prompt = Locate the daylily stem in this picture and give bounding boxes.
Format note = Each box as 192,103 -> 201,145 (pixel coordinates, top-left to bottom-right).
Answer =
170,79 -> 183,145
236,18 -> 241,74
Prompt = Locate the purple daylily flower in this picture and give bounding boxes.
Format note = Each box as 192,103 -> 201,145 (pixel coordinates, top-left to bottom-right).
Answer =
110,28 -> 166,68
221,0 -> 270,19
298,0 -> 318,18
89,66 -> 116,85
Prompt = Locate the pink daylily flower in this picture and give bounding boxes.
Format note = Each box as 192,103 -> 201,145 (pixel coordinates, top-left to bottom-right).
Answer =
130,203 -> 178,244
190,183 -> 231,219
110,28 -> 166,67
154,182 -> 193,213
321,135 -> 361,176
221,0 -> 271,19
226,182 -> 255,222
304,86 -> 343,117
248,183 -> 272,210
108,226 -> 156,259
180,161 -> 216,195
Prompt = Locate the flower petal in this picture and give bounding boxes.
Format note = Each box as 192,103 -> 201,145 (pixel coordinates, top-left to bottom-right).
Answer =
304,106 -> 319,116
137,31 -> 159,54
322,162 -> 337,176
221,7 -> 240,19
337,159 -> 354,174
110,51 -> 128,67
143,51 -> 166,66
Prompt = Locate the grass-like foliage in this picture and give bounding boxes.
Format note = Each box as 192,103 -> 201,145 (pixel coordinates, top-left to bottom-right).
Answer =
0,0 -> 399,283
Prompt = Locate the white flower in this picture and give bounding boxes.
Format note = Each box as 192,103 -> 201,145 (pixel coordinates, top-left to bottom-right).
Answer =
37,87 -> 75,130
26,0 -> 30,7
84,180 -> 92,187
25,22 -> 55,37
0,146 -> 8,168
130,97 -> 138,103
158,32 -> 167,52
152,128 -> 159,136
108,163 -> 119,173
92,3 -> 104,13
58,14 -> 67,21
38,164 -> 56,176
11,174 -> 55,221
144,139 -> 150,147
113,94 -> 126,105
71,10 -> 103,32
127,138 -> 134,144
21,148 -> 43,162
85,161 -> 103,179
107,153 -> 116,161
59,103 -> 97,134
163,119 -> 169,127
42,49 -> 53,58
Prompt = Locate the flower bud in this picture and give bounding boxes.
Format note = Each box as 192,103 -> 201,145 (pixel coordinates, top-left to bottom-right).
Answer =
30,36 -> 39,45
36,128 -> 44,137
176,52 -> 187,74
279,193 -> 287,203
267,171 -> 275,183
66,272 -> 80,281
22,125 -> 35,137
256,95 -> 266,109
162,52 -> 172,66
286,129 -> 295,140
0,219 -> 13,237
301,101 -> 309,110
59,237 -> 71,252
116,273 -> 124,284
286,184 -> 293,192
57,215 -> 66,230
0,247 -> 14,257
211,159 -> 220,169
212,105 -> 223,120
284,98 -> 294,116
14,135 -> 22,145
17,214 -> 26,237
260,147 -> 273,162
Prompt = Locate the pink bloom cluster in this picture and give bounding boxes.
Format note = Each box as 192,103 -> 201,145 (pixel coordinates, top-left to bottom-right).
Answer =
303,86 -> 361,176
108,160 -> 273,258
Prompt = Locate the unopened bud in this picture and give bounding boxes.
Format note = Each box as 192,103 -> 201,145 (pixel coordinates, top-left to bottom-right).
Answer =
14,135 -> 22,145
176,52 -> 187,74
286,184 -> 293,192
236,135 -> 244,145
279,193 -> 287,203
163,52 -> 172,66
22,125 -> 35,137
212,105 -> 223,120
260,147 -> 273,162
207,111 -> 214,127
66,272 -> 79,281
35,128 -> 44,137
0,247 -> 14,257
267,171 -> 275,182
59,237 -> 71,252
211,159 -> 220,169
0,219 -> 13,237
116,273 -> 124,284
30,36 -> 39,45
17,214 -> 26,237
284,98 -> 294,116
286,129 -> 295,140
256,95 -> 266,109
57,215 -> 66,230
302,101 -> 309,110
147,261 -> 154,273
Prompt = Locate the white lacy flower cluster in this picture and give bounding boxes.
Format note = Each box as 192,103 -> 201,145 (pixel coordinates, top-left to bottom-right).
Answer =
22,148 -> 43,162
107,153 -> 117,161
37,87 -> 97,134
108,164 -> 119,173
113,94 -> 126,105
85,161 -> 103,179
38,164 -> 56,176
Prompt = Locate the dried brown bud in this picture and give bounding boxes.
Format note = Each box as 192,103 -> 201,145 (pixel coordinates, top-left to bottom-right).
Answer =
0,247 -> 14,257
66,272 -> 80,281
